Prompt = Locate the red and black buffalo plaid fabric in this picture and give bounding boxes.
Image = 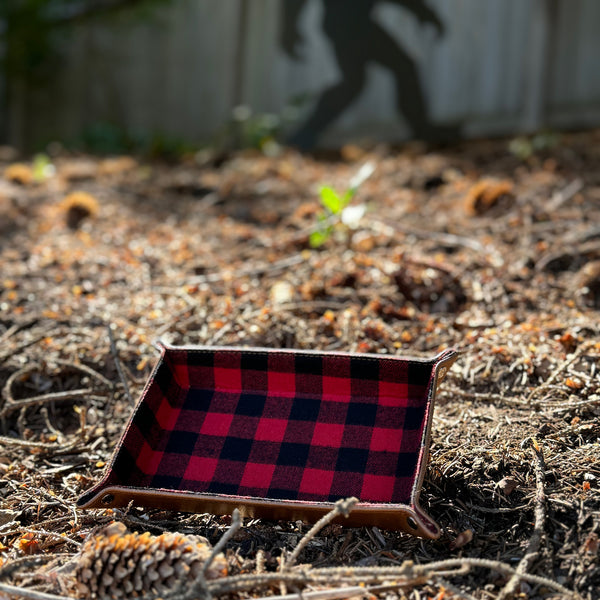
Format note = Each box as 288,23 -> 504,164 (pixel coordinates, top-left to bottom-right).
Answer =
79,344 -> 457,533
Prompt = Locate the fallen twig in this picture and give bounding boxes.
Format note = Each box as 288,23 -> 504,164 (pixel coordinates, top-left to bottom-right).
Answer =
53,359 -> 113,390
107,326 -> 133,405
247,585 -> 369,600
0,555 -> 73,582
0,582 -> 73,600
442,385 -> 528,407
286,497 -> 358,569
0,334 -> 57,365
498,439 -> 547,599
2,364 -> 41,405
172,508 -> 243,600
526,341 -> 595,404
202,508 -> 242,577
547,178 -> 584,211
207,557 -> 576,598
0,319 -> 39,346
0,434 -> 67,450
550,394 -> 600,412
0,389 -> 96,418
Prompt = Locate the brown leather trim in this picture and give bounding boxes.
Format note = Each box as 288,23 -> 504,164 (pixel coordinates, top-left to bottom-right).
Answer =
409,348 -> 459,538
78,486 -> 438,539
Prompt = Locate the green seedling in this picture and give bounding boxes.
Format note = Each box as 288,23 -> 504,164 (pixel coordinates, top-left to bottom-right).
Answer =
309,162 -> 374,248
32,153 -> 55,182
508,130 -> 560,160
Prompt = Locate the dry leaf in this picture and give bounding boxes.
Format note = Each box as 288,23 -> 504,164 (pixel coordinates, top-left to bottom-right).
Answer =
497,477 -> 519,496
450,529 -> 473,550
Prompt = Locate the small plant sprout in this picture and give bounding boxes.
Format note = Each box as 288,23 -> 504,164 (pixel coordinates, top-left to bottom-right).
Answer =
309,161 -> 374,248
33,153 -> 56,182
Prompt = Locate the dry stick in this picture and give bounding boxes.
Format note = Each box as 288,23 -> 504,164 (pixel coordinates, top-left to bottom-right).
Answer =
207,558 -> 576,598
0,335 -> 52,365
286,497 -> 358,570
254,587 -> 369,600
0,319 -> 46,346
202,508 -> 242,577
40,406 -> 62,442
551,394 -> 600,412
18,527 -> 81,549
174,509 -> 243,600
547,178 -> 584,211
0,322 -> 27,345
445,385 -> 600,412
256,548 -> 266,575
0,554 -> 74,582
107,326 -> 133,405
498,439 -> 547,600
527,341 -> 594,403
0,582 -> 73,600
6,514 -> 75,534
53,359 -> 113,390
2,364 -> 40,404
0,434 -> 66,450
208,568 -> 419,596
0,389 -> 95,418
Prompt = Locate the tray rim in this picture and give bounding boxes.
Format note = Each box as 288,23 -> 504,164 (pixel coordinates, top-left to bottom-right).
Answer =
78,343 -> 459,539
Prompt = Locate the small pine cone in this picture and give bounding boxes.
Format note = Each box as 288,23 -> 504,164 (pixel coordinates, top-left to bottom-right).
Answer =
71,522 -> 227,599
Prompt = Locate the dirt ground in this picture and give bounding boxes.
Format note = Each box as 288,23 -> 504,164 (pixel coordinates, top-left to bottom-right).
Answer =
0,131 -> 599,599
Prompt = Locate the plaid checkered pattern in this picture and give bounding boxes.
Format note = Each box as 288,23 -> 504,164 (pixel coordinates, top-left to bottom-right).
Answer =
97,347 -> 438,505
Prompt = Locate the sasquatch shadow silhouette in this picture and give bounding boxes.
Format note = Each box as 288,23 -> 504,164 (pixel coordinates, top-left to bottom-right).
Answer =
281,0 -> 460,150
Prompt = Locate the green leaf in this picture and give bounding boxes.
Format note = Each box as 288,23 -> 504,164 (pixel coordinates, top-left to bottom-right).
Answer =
319,186 -> 342,214
309,229 -> 330,248
33,153 -> 52,182
342,188 -> 355,207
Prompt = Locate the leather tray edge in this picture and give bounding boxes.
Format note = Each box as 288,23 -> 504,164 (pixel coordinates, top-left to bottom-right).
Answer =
77,346 -> 460,540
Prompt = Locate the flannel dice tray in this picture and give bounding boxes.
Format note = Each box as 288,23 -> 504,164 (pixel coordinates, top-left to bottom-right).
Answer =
78,343 -> 457,539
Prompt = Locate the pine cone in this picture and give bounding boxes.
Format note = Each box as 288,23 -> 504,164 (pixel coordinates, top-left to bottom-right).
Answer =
70,522 -> 227,599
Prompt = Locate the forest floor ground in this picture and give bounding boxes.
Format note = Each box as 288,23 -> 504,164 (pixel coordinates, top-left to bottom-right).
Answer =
0,131 -> 599,599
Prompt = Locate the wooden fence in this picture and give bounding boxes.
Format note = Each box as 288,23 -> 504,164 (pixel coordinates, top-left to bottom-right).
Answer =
4,0 -> 600,149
